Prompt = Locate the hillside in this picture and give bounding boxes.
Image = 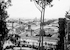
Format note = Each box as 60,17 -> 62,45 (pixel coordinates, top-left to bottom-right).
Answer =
7,18 -> 59,38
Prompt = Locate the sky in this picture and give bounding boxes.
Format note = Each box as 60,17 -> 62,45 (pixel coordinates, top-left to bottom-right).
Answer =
7,0 -> 70,19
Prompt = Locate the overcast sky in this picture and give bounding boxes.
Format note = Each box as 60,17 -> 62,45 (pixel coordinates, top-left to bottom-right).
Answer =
7,0 -> 70,19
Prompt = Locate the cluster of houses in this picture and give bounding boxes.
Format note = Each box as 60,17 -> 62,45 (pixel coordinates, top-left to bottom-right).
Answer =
6,19 -> 59,37
4,18 -> 59,50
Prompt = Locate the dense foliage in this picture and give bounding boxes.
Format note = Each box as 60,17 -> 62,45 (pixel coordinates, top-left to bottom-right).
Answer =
0,0 -> 11,50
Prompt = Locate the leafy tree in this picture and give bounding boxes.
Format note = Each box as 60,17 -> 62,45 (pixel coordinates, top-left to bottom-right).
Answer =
0,0 -> 11,50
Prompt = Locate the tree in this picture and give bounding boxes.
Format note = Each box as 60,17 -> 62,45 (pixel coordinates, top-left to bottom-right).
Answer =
56,18 -> 66,50
67,21 -> 70,44
0,0 -> 11,50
